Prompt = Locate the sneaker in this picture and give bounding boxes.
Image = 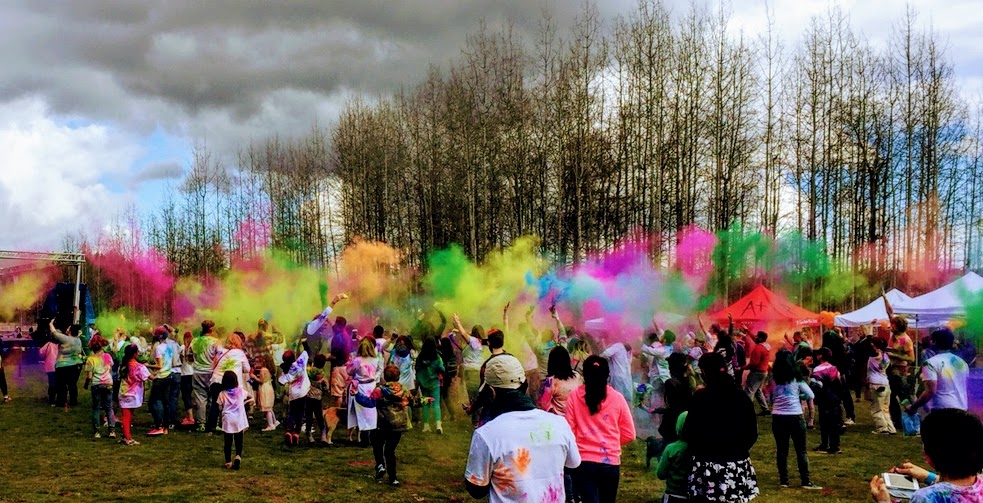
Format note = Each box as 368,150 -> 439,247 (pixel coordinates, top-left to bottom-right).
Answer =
779,482 -> 789,488
109,431 -> 117,439
308,433 -> 316,444
422,424 -> 432,433
843,418 -> 855,425
123,438 -> 140,446
262,425 -> 277,432
375,464 -> 386,480
102,420 -> 108,427
224,462 -> 233,469
196,424 -> 206,432
162,428 -> 168,435
802,483 -> 823,490
94,432 -> 102,439
273,421 -> 281,429
181,417 -> 195,426
232,456 -> 241,470
826,448 -> 843,454
146,428 -> 166,436
3,396 -> 11,403
390,480 -> 401,487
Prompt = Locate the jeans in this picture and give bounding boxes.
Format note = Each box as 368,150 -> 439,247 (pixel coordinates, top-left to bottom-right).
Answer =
149,377 -> 171,429
420,386 -> 441,424
90,384 -> 117,433
574,461 -> 621,503
744,371 -> 770,412
55,364 -> 83,407
818,404 -> 842,451
192,371 -> 211,425
772,414 -> 810,485
168,372 -> 182,426
372,430 -> 403,482
870,385 -> 896,434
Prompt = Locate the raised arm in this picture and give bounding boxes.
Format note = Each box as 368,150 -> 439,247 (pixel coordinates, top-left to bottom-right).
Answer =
452,314 -> 471,347
882,290 -> 894,320
503,302 -> 511,332
549,305 -> 563,344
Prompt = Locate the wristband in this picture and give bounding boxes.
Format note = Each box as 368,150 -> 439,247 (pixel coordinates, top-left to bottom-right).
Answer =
925,472 -> 938,485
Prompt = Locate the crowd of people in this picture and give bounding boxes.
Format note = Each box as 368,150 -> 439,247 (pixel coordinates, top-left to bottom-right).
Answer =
8,292 -> 981,502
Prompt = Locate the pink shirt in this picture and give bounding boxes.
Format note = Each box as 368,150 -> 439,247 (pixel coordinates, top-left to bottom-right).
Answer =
40,342 -> 59,373
564,385 -> 636,465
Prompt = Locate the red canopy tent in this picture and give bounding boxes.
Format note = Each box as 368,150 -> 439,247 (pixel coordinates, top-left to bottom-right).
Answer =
709,285 -> 820,327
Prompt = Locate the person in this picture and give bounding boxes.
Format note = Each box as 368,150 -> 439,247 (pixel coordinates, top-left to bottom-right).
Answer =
191,320 -> 221,431
50,320 -> 85,411
870,409 -> 983,503
465,328 -> 510,426
371,364 -> 411,486
147,326 -> 174,436
599,338 -> 634,405
811,348 -> 843,454
0,340 -> 11,403
658,352 -> 693,445
83,335 -> 116,439
118,344 -> 150,445
848,324 -> 876,424
328,345 -> 349,408
305,353 -> 329,444
868,338 -> 896,434
565,355 -> 637,503
389,336 -> 417,428
741,331 -> 772,416
217,370 -> 248,470
438,330 -> 460,422
656,411 -> 691,503
682,352 -> 759,502
245,319 -> 276,375
253,356 -> 278,431
452,313 -> 489,403
347,337 -> 382,441
885,315 -> 914,429
278,348 -> 311,446
164,325 -> 183,429
770,349 -> 821,489
39,334 -> 60,405
907,328 -> 969,414
569,338 -> 590,375
539,345 -> 582,416
641,324 -> 674,415
206,331 -> 250,433
464,354 -> 581,503
415,337 -> 445,434
178,331 -> 195,426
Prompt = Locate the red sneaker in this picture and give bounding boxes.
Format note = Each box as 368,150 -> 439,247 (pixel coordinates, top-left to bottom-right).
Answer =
146,428 -> 165,436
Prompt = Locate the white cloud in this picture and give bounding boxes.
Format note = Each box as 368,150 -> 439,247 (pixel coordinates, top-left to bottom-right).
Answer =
0,97 -> 143,251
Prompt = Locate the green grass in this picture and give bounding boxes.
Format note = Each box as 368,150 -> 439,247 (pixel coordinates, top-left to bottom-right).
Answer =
0,368 -> 923,502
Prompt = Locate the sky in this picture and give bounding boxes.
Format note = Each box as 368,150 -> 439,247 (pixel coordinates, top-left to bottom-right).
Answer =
1,0 -> 981,252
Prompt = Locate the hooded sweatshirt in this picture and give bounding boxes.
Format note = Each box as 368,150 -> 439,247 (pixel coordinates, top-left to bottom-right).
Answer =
278,350 -> 311,401
656,411 -> 692,497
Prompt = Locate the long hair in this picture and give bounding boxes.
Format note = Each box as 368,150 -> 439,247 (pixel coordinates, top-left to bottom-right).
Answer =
547,345 -> 575,380
221,370 -> 238,391
417,337 -> 439,370
697,352 -> 733,389
771,349 -> 796,385
582,355 -> 609,415
357,336 -> 377,358
119,344 -> 139,382
227,332 -> 244,349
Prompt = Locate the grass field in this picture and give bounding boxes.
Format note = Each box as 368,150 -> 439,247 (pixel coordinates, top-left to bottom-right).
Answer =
0,366 -> 923,503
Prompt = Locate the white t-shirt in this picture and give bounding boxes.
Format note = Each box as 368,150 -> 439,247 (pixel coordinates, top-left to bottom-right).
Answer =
921,352 -> 969,411
641,342 -> 672,382
601,343 -> 633,401
219,387 -> 249,434
154,342 -> 174,379
868,353 -> 890,386
461,336 -> 487,370
465,409 -> 581,503
210,348 -> 251,391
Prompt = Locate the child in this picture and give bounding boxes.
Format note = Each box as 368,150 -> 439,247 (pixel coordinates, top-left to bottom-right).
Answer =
277,348 -> 310,446
371,364 -> 411,486
218,370 -> 248,469
811,348 -> 843,454
306,354 -> 329,444
254,357 -> 278,432
656,411 -> 691,502
118,344 -> 150,446
83,336 -> 117,439
414,338 -> 445,434
328,346 -> 349,408
39,335 -> 60,406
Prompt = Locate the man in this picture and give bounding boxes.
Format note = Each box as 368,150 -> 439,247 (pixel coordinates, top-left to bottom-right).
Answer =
190,320 -> 220,431
147,325 -> 174,436
164,325 -> 183,429
907,328 -> 969,414
464,354 -> 581,503
741,331 -> 772,416
601,338 -> 634,405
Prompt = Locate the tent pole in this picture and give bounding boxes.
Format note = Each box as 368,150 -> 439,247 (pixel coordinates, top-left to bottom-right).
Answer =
72,262 -> 82,324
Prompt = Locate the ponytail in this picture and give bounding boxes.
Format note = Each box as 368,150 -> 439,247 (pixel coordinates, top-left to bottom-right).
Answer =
582,355 -> 609,415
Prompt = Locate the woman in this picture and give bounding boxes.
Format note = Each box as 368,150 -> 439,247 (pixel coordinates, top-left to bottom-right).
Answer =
682,352 -> 758,502
415,337 -> 445,434
50,320 -> 84,411
770,350 -> 821,489
565,355 -> 636,503
206,332 -> 251,433
868,338 -> 896,434
658,352 -> 692,444
347,337 -> 382,438
540,345 -> 582,416
390,336 -> 417,427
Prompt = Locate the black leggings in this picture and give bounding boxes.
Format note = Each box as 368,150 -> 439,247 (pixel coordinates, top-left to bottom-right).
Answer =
372,430 -> 403,482
55,364 -> 83,407
574,461 -> 621,503
223,431 -> 244,462
305,397 -> 325,437
0,367 -> 7,396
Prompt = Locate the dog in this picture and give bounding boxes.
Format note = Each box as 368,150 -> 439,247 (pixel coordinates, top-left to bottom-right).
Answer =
322,406 -> 349,445
645,436 -> 666,468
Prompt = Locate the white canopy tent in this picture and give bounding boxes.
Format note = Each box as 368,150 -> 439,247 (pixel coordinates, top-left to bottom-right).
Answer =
834,288 -> 912,328
892,271 -> 983,327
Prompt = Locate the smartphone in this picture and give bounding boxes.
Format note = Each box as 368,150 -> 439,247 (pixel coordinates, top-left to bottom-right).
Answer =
351,328 -> 359,341
883,473 -> 918,500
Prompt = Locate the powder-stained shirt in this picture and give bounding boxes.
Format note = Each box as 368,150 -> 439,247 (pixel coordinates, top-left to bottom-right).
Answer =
84,352 -> 114,386
153,342 -> 173,379
191,335 -> 220,372
868,352 -> 890,386
564,384 -> 636,465
910,476 -> 983,503
921,352 -> 969,411
210,348 -> 251,391
119,362 -> 151,409
465,409 -> 581,503
461,336 -> 487,370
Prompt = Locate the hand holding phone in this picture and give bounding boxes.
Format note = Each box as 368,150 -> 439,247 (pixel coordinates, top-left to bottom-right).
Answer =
882,473 -> 918,500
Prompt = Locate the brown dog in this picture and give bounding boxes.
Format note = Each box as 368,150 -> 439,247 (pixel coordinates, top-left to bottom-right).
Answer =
322,406 -> 350,445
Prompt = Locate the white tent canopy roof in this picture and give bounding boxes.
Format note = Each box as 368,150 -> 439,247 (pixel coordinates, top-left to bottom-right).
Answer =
892,271 -> 983,324
834,289 -> 911,328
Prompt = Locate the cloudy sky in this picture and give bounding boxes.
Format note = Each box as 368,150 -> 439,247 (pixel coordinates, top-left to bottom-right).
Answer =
2,0 -> 980,251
